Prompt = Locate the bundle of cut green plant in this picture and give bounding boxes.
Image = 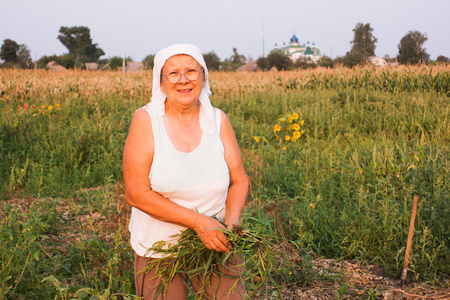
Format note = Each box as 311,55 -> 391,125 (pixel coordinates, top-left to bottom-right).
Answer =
141,218 -> 304,299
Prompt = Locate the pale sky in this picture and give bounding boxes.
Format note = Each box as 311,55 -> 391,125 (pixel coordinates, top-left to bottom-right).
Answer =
1,0 -> 449,62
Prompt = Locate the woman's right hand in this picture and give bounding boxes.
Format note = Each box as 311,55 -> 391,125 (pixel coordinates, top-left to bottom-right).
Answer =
192,214 -> 230,253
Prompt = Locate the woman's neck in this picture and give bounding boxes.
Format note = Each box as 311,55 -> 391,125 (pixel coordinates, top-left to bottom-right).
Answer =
164,100 -> 200,123
163,99 -> 202,153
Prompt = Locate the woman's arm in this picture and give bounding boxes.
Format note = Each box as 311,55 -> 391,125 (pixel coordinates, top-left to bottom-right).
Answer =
123,108 -> 231,252
219,110 -> 249,228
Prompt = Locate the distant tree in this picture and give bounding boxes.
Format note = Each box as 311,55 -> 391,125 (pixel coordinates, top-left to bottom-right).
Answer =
109,57 -> 122,70
0,39 -> 20,63
294,57 -> 317,70
223,48 -> 246,70
57,26 -> 104,64
85,43 -> 105,62
17,44 -> 33,68
58,26 -> 91,63
265,51 -> 293,70
231,48 -> 246,66
332,56 -> 345,68
340,51 -> 363,68
109,56 -> 132,71
256,56 -> 268,70
318,56 -> 334,68
203,51 -> 221,71
397,30 -> 430,65
60,54 -> 76,69
0,39 -> 33,68
436,55 -> 449,63
350,23 -> 377,63
142,54 -> 155,70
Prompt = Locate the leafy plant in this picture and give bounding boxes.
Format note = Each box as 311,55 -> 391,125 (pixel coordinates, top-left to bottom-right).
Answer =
141,219 -> 307,299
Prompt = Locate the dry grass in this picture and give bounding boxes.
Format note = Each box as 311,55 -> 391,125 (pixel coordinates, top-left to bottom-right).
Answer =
2,64 -> 449,105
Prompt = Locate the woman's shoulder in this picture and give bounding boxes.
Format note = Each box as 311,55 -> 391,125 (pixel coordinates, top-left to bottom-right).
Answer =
135,102 -> 161,121
214,108 -> 236,143
213,108 -> 230,126
140,101 -> 156,114
129,107 -> 153,133
213,107 -> 228,122
134,107 -> 152,120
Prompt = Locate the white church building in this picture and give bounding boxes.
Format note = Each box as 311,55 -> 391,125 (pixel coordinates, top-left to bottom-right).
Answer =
274,34 -> 322,63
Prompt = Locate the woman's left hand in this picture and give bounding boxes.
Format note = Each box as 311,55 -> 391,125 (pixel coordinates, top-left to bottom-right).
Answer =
192,214 -> 231,253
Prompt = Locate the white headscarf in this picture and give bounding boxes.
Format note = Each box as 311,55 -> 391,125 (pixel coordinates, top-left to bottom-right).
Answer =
150,44 -> 216,135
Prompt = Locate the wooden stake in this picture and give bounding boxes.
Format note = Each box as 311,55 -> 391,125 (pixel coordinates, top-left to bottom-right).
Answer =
401,195 -> 419,286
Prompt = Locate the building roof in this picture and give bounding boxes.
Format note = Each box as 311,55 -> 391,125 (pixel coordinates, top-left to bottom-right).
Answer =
126,61 -> 144,72
85,62 -> 98,70
46,61 -> 67,72
236,60 -> 258,72
304,47 -> 314,55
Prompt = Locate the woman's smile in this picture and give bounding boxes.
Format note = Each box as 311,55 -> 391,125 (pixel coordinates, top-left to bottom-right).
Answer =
177,88 -> 193,93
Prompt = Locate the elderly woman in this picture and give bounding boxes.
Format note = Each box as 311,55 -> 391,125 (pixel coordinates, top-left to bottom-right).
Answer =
123,44 -> 249,299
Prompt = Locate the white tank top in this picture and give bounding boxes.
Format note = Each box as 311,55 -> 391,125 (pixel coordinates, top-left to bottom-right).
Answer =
129,102 -> 230,257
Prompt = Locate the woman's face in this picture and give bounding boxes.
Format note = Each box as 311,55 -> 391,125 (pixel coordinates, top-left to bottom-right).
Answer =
160,54 -> 205,109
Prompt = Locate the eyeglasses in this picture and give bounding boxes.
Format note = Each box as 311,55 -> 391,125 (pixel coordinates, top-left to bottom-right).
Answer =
161,68 -> 204,84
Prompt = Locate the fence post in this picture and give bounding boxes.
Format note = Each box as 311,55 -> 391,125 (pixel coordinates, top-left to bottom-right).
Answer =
401,195 -> 419,286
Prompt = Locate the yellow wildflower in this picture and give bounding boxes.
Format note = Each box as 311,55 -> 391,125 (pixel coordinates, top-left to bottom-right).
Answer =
291,137 -> 297,142
274,124 -> 281,131
288,116 -> 293,123
292,113 -> 299,119
56,103 -> 61,107
293,131 -> 301,139
300,120 -> 305,126
309,203 -> 316,209
48,105 -> 54,110
41,105 -> 46,109
282,147 -> 287,150
254,136 -> 260,143
285,135 -> 290,141
293,123 -> 300,131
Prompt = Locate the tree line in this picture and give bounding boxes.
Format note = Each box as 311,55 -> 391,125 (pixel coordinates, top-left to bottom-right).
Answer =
258,23 -> 448,71
1,24 -> 449,71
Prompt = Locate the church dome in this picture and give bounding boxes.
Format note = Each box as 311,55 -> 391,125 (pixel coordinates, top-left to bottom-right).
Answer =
290,34 -> 299,44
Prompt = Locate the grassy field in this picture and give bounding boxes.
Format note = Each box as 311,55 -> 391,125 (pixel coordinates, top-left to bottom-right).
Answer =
1,66 -> 449,299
